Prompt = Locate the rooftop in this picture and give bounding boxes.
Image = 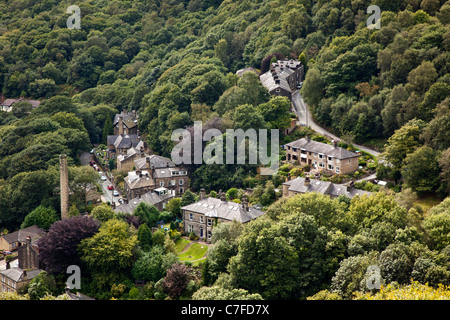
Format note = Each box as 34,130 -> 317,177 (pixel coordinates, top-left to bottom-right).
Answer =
1,225 -> 44,244
181,197 -> 265,223
285,137 -> 359,160
114,189 -> 173,214
283,176 -> 372,199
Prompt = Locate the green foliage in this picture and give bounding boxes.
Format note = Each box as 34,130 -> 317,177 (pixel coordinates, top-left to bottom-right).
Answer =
20,205 -> 58,231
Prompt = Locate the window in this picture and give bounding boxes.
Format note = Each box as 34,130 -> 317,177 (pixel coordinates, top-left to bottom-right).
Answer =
189,213 -> 193,221
318,154 -> 324,159
200,216 -> 204,223
179,179 -> 184,186
328,156 -> 333,161
207,231 -> 212,240
328,164 -> 334,170
276,89 -> 280,92
318,162 -> 324,168
207,219 -> 212,226
179,187 -> 184,194
160,180 -> 164,187
314,153 -> 318,157
188,224 -> 194,233
336,167 -> 340,174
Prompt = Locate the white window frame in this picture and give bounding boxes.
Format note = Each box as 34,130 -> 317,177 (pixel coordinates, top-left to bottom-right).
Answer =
336,166 -> 340,174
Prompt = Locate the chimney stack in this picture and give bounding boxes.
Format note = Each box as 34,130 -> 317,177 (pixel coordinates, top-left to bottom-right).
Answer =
200,188 -> 205,200
220,191 -> 226,202
242,195 -> 249,212
332,140 -> 338,148
304,174 -> 310,186
305,134 -> 311,142
118,116 -> 124,135
59,154 -> 69,220
346,181 -> 354,193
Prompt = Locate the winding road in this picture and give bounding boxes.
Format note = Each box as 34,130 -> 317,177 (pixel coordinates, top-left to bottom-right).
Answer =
291,90 -> 380,158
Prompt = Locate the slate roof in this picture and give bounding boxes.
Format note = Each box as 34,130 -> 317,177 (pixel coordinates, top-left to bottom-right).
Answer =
181,197 -> 265,223
124,170 -> 155,190
107,134 -> 141,149
285,138 -> 360,160
1,98 -> 40,108
114,111 -> 138,129
259,59 -> 302,93
1,225 -> 44,244
134,154 -> 176,170
114,190 -> 174,214
0,267 -> 43,282
283,177 -> 372,199
153,167 -> 188,179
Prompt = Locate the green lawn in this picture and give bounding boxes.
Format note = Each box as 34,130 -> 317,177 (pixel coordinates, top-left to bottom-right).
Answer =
178,243 -> 208,262
174,238 -> 191,253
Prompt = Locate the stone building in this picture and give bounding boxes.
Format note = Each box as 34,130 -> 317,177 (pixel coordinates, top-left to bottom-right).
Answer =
181,191 -> 265,242
114,110 -> 138,135
0,234 -> 43,294
123,165 -> 189,199
114,187 -> 174,213
0,225 -> 44,252
284,136 -> 360,175
259,59 -> 304,100
282,175 -> 371,199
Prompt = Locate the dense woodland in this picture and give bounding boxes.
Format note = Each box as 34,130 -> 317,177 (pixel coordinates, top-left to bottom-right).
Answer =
0,0 -> 450,300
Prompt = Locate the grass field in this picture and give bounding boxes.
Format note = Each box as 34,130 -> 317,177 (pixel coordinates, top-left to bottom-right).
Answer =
175,238 -> 191,253
178,243 -> 208,261
174,237 -> 209,267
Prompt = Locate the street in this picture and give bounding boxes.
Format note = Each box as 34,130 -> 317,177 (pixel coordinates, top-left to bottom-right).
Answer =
291,90 -> 380,158
79,151 -> 121,205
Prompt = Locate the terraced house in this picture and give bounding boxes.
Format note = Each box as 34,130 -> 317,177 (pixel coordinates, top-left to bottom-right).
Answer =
284,136 -> 360,175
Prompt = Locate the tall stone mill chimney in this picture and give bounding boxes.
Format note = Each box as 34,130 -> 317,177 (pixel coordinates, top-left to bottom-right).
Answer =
59,154 -> 69,220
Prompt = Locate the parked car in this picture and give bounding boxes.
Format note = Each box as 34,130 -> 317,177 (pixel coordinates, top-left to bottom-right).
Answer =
107,185 -> 114,190
90,161 -> 96,166
1,250 -> 12,256
100,175 -> 107,181
113,190 -> 119,197
90,149 -> 94,154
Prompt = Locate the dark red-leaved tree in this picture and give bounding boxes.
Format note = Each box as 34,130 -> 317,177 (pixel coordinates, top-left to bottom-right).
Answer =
163,262 -> 193,299
37,215 -> 100,274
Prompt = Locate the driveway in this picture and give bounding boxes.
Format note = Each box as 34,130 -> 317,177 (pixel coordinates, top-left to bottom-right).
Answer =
291,91 -> 380,158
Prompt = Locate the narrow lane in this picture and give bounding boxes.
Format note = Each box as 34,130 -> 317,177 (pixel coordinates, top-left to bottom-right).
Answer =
291,90 -> 380,158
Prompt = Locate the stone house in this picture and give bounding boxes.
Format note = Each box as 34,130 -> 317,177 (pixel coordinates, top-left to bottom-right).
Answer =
284,136 -> 360,175
114,110 -> 138,135
114,187 -> 174,213
0,97 -> 41,112
106,134 -> 149,160
181,191 -> 265,242
0,235 -> 43,294
0,268 -> 42,294
282,175 -> 371,199
0,225 -> 44,252
259,59 -> 304,100
123,165 -> 189,199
